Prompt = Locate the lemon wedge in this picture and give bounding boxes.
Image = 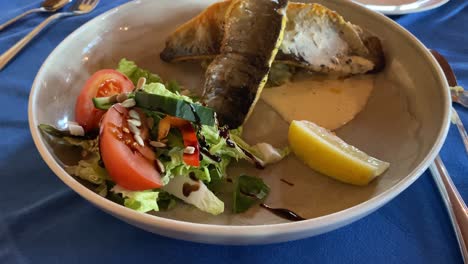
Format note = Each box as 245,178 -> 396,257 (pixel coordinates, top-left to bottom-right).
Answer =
288,120 -> 389,186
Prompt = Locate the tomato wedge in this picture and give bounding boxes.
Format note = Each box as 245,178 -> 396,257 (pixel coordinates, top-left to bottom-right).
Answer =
100,104 -> 162,190
159,116 -> 200,167
75,69 -> 134,132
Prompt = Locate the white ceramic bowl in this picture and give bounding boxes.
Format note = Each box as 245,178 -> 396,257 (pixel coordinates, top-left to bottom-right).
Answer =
29,0 -> 450,244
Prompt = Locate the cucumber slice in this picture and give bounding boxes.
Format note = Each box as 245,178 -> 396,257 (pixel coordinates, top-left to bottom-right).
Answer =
92,97 -> 115,110
134,91 -> 215,126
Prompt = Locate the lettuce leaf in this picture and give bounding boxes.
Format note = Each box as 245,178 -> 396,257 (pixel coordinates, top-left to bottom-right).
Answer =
142,82 -> 193,103
110,185 -> 159,213
117,59 -> 181,93
157,191 -> 177,210
65,154 -> 109,185
163,175 -> 224,215
62,137 -> 99,153
117,58 -> 162,85
233,175 -> 270,213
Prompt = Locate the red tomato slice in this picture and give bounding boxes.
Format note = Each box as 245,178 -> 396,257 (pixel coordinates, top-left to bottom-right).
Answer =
100,105 -> 162,190
75,69 -> 134,132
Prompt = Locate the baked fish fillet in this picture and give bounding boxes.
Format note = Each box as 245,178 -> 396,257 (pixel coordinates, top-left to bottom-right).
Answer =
203,0 -> 288,128
160,2 -> 384,76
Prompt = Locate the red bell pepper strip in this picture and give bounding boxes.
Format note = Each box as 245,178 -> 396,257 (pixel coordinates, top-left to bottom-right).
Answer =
158,116 -> 200,167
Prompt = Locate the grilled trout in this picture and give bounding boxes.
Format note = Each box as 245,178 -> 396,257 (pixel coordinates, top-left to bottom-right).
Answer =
160,2 -> 384,76
203,0 -> 288,128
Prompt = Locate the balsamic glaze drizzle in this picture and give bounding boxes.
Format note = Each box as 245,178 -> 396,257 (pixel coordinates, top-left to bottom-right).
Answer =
260,203 -> 305,221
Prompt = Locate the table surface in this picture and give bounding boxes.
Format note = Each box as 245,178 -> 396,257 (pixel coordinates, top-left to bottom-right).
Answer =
0,0 -> 467,263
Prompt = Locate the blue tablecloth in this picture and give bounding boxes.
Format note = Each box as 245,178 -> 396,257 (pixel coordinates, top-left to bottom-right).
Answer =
1,0 -> 467,263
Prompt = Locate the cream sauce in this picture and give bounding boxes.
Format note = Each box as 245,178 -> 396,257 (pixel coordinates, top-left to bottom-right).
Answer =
261,75 -> 375,130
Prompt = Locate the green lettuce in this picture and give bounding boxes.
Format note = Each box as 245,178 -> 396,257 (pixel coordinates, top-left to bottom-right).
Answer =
117,58 -> 182,93
158,125 -> 246,185
114,58 -> 288,215
61,137 -> 111,196
62,137 -> 99,153
110,185 -> 159,213
65,154 -> 109,185
233,174 -> 270,213
117,58 -> 162,85
142,82 -> 193,103
144,85 -> 289,187
162,175 -> 224,215
157,191 -> 177,210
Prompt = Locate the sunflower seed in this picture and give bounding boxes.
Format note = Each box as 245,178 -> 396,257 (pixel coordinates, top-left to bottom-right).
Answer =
127,119 -> 141,127
128,122 -> 140,135
136,77 -> 147,90
183,146 -> 196,154
67,121 -> 79,126
129,109 -> 140,120
121,98 -> 136,108
116,93 -> 129,103
155,159 -> 165,173
150,141 -> 167,148
68,123 -> 85,136
134,134 -> 144,147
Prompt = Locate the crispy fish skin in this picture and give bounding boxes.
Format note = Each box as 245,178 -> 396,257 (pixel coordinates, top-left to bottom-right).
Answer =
160,2 -> 384,76
203,0 -> 288,128
160,1 -> 229,62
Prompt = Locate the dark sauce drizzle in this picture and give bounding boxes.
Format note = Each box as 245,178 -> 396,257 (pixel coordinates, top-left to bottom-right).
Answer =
280,178 -> 294,186
200,146 -> 222,162
189,105 -> 223,162
219,126 -> 235,148
189,104 -> 201,125
220,125 -> 264,169
189,172 -> 199,182
241,148 -> 265,169
260,203 -> 305,221
182,182 -> 200,197
240,191 -> 305,222
188,102 -> 263,170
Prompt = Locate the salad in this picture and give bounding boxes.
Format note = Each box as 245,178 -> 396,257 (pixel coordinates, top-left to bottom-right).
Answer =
39,59 -> 289,215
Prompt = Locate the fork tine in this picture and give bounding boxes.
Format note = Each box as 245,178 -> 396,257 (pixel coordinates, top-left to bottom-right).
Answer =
451,108 -> 468,155
70,0 -> 83,10
87,0 -> 99,7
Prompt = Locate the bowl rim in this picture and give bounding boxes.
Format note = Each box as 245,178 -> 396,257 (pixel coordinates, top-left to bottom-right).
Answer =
354,0 -> 449,16
28,0 -> 451,240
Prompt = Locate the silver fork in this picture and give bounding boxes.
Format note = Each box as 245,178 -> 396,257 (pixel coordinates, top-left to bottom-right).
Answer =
0,0 -> 100,71
452,88 -> 468,109
429,49 -> 468,262
429,50 -> 468,107
430,50 -> 468,154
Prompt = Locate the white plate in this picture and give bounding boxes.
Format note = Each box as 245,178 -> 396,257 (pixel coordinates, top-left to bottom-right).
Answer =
353,0 -> 449,15
29,0 -> 450,244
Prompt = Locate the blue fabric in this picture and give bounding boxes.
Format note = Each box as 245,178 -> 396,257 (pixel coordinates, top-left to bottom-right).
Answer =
0,0 -> 466,263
